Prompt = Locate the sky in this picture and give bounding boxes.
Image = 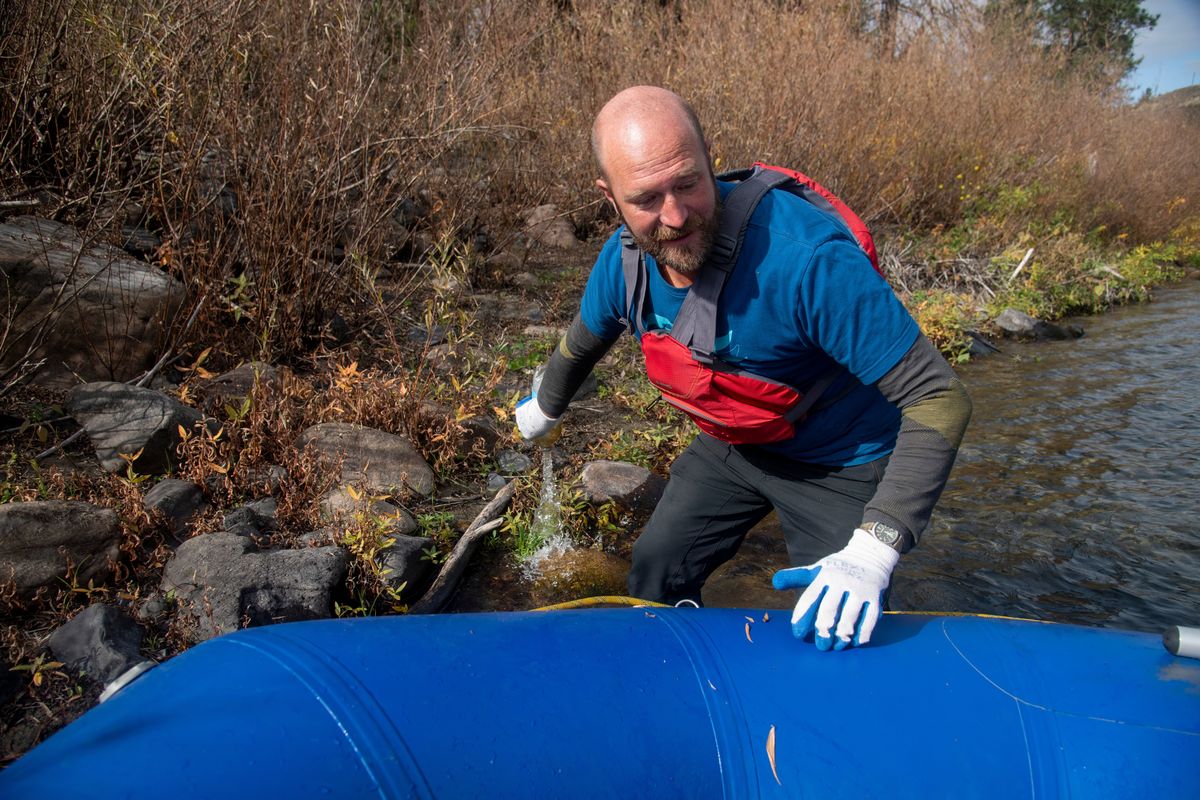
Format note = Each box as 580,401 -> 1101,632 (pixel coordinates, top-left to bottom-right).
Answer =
1129,0 -> 1200,96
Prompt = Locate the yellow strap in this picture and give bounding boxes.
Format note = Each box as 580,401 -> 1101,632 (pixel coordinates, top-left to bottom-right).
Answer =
534,595 -> 671,611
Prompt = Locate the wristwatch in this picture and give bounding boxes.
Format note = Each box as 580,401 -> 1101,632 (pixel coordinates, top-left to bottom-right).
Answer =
862,521 -> 905,552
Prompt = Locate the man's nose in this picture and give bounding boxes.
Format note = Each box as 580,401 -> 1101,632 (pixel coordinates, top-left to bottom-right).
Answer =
659,193 -> 687,230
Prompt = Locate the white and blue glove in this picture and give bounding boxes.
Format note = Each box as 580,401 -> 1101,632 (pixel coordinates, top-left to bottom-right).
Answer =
772,528 -> 900,651
515,394 -> 562,446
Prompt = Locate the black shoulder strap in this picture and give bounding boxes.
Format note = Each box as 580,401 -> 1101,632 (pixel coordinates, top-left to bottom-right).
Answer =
670,166 -> 791,361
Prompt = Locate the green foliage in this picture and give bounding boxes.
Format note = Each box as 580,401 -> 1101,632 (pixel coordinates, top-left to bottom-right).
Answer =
987,0 -> 1159,78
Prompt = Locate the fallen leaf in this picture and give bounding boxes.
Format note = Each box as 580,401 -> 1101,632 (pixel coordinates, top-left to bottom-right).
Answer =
766,725 -> 781,785
745,621 -> 753,643
707,679 -> 717,691
763,612 -> 770,623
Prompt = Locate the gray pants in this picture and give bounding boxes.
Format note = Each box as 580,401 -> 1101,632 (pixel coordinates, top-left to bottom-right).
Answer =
627,434 -> 889,605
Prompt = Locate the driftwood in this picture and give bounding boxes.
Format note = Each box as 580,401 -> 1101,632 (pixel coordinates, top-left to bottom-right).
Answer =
409,479 -> 517,614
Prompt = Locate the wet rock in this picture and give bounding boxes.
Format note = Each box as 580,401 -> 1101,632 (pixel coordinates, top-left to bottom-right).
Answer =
376,534 -> 436,597
0,216 -> 185,388
67,382 -> 205,475
162,533 -> 349,642
296,422 -> 435,497
967,330 -> 1001,358
498,449 -> 533,474
0,501 -> 120,597
48,603 -> 148,685
579,460 -> 666,513
528,549 -> 628,607
994,308 -> 1083,341
523,204 -> 581,249
143,479 -> 209,539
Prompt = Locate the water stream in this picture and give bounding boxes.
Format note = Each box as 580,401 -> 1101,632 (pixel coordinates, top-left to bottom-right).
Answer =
521,448 -> 571,578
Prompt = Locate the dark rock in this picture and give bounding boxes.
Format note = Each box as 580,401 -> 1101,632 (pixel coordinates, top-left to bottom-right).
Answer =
197,362 -> 279,406
459,415 -> 501,456
162,534 -> 349,642
143,479 -> 209,539
579,460 -> 667,513
297,422 -> 435,497
0,501 -> 121,597
994,308 -> 1083,342
223,497 -> 277,536
487,472 -> 510,492
120,225 -> 161,257
498,449 -> 533,474
67,382 -> 205,475
134,595 -> 168,621
0,216 -> 185,388
242,464 -> 288,494
375,534 -> 435,596
0,659 -> 25,707
48,603 -> 148,685
966,330 -> 1001,358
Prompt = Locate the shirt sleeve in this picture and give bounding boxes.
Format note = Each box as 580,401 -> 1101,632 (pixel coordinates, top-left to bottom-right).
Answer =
796,237 -> 919,385
579,233 -> 631,341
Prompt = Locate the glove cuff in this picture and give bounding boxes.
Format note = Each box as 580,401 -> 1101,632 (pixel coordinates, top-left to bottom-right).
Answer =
845,528 -> 902,573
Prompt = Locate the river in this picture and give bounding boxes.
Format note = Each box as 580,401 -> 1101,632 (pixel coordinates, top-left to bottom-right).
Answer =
705,280 -> 1200,635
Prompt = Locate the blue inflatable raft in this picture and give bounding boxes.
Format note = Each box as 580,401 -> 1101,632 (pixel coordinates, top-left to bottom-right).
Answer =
2,608 -> 1198,798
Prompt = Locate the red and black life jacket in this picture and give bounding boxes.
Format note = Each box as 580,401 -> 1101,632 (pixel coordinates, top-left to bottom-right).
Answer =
620,163 -> 880,445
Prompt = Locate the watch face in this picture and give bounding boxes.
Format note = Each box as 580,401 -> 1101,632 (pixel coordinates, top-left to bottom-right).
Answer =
871,522 -> 900,546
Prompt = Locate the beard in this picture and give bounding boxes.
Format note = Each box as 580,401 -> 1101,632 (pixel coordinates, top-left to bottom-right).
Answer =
629,193 -> 723,275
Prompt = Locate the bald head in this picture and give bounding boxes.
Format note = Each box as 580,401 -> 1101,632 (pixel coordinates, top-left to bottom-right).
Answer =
591,86 -> 708,180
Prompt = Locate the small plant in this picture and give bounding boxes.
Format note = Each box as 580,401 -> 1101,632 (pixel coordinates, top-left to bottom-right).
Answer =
10,653 -> 66,689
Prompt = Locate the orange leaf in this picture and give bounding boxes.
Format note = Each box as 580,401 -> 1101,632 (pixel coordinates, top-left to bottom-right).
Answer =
745,621 -> 753,643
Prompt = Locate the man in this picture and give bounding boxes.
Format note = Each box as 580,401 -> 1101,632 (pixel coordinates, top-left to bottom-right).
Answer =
517,86 -> 971,651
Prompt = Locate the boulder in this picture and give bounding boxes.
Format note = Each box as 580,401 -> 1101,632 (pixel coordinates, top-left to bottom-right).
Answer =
222,498 -> 278,536
296,422 -> 435,497
196,362 -> 279,407
0,216 -> 185,387
375,534 -> 436,597
993,308 -> 1083,341
0,501 -> 121,598
67,382 -> 205,475
579,460 -> 667,513
162,534 -> 349,642
48,603 -> 148,685
143,479 -> 209,539
523,204 -> 581,249
318,487 -> 418,535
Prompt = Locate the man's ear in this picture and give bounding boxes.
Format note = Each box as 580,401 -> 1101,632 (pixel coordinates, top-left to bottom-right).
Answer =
595,178 -> 616,212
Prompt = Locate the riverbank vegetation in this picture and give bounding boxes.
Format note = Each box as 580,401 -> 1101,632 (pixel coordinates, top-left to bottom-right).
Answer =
1,0 -> 1197,760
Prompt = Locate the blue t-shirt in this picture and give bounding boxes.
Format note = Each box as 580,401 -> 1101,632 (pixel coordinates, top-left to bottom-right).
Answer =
580,180 -> 920,466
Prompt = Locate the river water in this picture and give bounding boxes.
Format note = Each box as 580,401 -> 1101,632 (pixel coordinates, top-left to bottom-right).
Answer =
706,280 -> 1200,635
